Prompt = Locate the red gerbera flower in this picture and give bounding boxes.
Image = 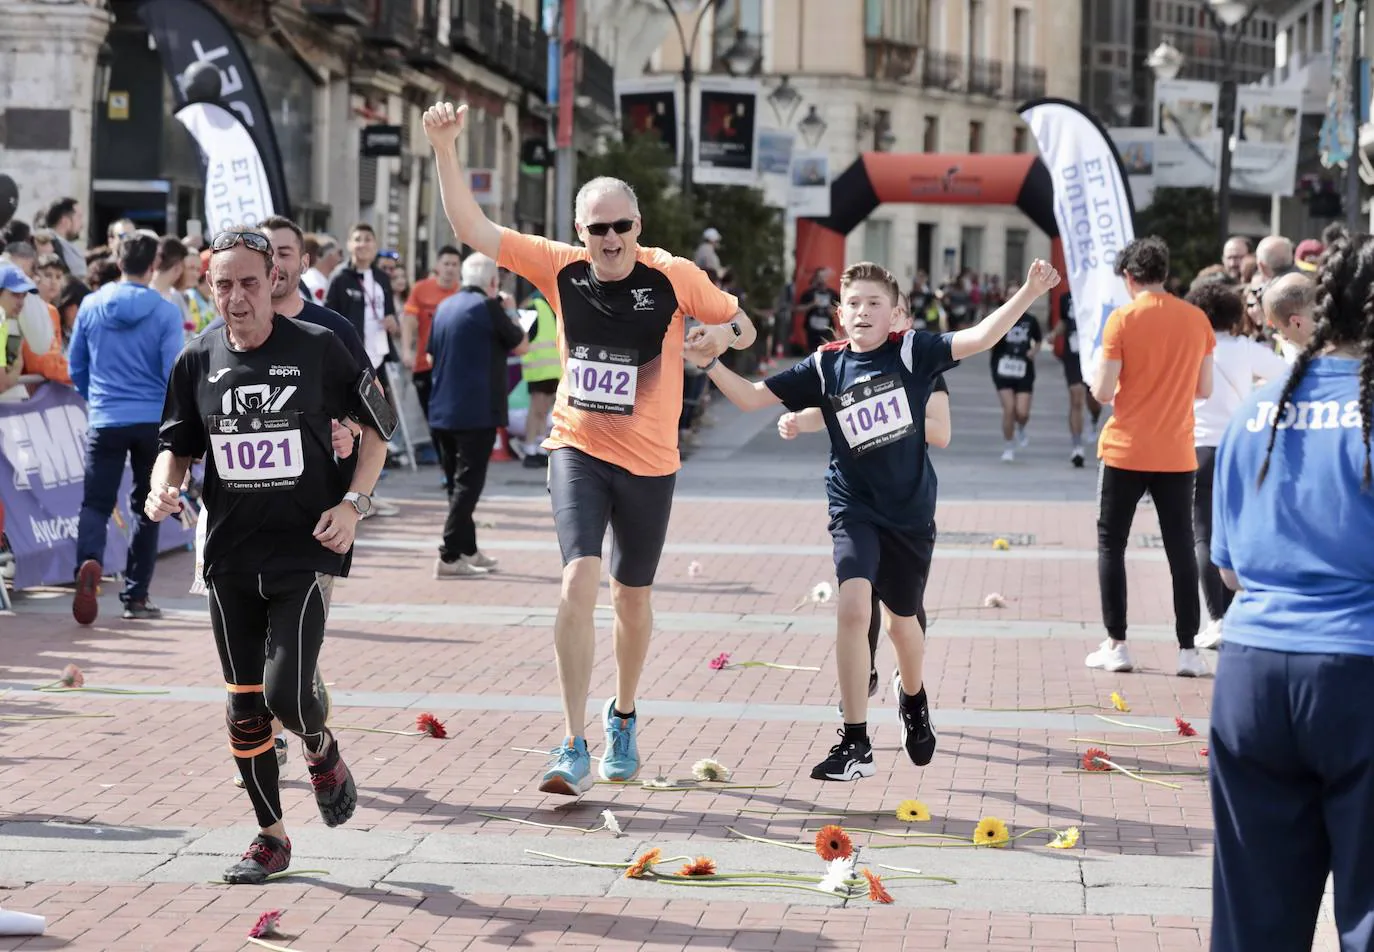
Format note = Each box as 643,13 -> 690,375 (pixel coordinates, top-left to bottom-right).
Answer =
861,867 -> 894,903
679,856 -> 716,876
1175,717 -> 1197,737
1082,748 -> 1111,772
1199,747 -> 1209,757
60,664 -> 84,688
708,652 -> 731,670
416,713 -> 448,739
248,909 -> 284,938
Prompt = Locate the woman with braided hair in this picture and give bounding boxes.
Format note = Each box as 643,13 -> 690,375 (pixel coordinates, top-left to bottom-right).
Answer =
1208,230 -> 1374,951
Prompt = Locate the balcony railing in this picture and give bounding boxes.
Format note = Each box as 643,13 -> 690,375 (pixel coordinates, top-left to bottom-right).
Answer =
969,57 -> 1004,97
1012,63 -> 1046,101
922,50 -> 964,91
302,0 -> 370,27
476,0 -> 499,59
577,44 -> 616,114
367,0 -> 416,50
450,0 -> 481,54
516,14 -> 549,98
496,3 -> 519,75
864,38 -> 921,82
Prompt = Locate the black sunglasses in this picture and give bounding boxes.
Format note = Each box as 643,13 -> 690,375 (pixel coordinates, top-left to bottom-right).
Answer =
583,218 -> 635,237
211,231 -> 272,256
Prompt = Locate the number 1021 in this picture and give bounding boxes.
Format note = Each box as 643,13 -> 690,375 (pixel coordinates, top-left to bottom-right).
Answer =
219,438 -> 292,471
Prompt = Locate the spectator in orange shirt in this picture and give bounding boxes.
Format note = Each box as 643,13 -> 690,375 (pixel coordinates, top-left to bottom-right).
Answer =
402,244 -> 462,431
22,253 -> 72,385
1086,236 -> 1216,679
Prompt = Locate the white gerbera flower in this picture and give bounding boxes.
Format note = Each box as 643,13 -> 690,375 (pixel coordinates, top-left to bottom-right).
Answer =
691,758 -> 732,782
816,856 -> 855,893
811,582 -> 834,604
600,809 -> 624,837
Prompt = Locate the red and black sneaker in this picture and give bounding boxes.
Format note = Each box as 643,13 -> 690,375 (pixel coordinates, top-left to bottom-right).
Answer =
222,833 -> 291,885
72,559 -> 102,626
307,736 -> 357,827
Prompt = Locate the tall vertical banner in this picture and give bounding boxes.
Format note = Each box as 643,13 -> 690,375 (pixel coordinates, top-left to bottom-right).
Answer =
616,76 -> 681,163
1020,98 -> 1137,385
136,0 -> 290,217
176,103 -> 275,232
693,77 -> 760,186
557,0 -> 578,149
1153,79 -> 1221,188
1320,0 -> 1356,167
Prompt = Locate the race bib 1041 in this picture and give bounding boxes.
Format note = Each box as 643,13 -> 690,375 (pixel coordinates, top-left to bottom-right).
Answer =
208,412 -> 305,492
832,374 -> 914,456
565,344 -> 637,415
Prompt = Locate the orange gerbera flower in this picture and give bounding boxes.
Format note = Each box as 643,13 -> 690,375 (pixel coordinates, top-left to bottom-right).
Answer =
416,713 -> 448,738
1082,748 -> 1111,772
679,856 -> 716,876
861,868 -> 894,903
625,848 -> 662,878
814,824 -> 854,861
1175,717 -> 1197,737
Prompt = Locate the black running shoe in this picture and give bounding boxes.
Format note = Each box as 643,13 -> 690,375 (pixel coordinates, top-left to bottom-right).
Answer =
809,729 -> 876,782
222,833 -> 291,884
837,668 -> 880,717
893,671 -> 937,766
307,736 -> 357,827
120,599 -> 162,620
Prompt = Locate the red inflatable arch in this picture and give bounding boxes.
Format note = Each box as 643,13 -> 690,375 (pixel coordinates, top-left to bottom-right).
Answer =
791,151 -> 1066,348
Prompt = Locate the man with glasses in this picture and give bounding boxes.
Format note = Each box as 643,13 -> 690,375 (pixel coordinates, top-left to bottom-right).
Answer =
146,227 -> 390,884
422,101 -> 757,796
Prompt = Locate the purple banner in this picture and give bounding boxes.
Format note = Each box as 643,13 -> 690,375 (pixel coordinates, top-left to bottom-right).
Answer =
0,384 -> 194,591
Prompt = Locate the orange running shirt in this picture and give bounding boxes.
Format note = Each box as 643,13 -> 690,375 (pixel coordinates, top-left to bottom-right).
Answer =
1098,291 -> 1216,472
404,277 -> 460,373
497,227 -> 740,476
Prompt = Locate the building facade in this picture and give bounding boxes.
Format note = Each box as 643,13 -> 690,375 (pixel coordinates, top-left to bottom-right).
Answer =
0,0 -> 619,279
615,0 -> 1079,287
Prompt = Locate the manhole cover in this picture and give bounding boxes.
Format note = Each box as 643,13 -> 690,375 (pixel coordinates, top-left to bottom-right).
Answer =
939,531 -> 1036,546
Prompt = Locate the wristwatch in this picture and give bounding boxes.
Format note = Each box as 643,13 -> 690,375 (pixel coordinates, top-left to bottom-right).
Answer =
702,356 -> 720,372
343,491 -> 373,517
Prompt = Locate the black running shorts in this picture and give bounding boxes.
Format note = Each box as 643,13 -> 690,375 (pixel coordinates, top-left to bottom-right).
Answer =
1063,353 -> 1084,387
547,446 -> 676,587
829,516 -> 935,619
992,368 -> 1035,394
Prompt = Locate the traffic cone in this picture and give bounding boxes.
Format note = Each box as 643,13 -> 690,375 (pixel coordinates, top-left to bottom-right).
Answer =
490,427 -> 515,462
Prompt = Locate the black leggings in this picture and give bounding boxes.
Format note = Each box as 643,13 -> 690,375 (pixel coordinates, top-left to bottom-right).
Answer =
209,570 -> 333,829
1096,464 -> 1199,648
1193,445 -> 1234,623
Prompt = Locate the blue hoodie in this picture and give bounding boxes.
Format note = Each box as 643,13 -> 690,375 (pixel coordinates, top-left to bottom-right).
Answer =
68,281 -> 184,428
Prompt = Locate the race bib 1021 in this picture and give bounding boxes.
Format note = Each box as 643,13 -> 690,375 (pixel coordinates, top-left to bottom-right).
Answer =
208,412 -> 305,492
565,344 -> 637,415
832,374 -> 915,456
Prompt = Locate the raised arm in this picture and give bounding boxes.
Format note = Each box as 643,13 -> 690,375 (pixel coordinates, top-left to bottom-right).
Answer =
950,260 -> 1059,361
422,102 -> 501,259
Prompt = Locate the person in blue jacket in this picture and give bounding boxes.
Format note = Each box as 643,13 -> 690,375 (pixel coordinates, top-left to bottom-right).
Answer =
1209,227 -> 1374,952
67,229 -> 184,625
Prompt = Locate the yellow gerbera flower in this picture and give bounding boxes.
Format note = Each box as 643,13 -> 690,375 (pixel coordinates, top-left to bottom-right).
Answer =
1047,826 -> 1081,850
1110,691 -> 1130,712
895,799 -> 931,822
973,817 -> 1011,848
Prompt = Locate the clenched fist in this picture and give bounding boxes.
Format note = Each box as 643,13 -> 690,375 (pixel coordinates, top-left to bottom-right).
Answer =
422,101 -> 467,149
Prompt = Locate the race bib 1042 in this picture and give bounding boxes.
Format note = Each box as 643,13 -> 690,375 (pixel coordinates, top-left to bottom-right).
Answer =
832,374 -> 915,456
208,412 -> 305,492
565,344 -> 637,415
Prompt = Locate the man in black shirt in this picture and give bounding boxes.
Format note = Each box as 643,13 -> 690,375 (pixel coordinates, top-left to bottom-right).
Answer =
797,267 -> 839,352
145,229 -> 388,885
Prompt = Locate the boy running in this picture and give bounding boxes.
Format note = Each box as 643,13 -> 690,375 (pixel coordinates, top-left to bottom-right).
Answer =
688,259 -> 1060,780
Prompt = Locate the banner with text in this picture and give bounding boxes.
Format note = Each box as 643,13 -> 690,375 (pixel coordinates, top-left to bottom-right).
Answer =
616,76 -> 681,163
0,385 -> 195,591
1232,84 -> 1303,196
1152,79 -> 1221,188
694,77 -> 760,186
1021,99 -> 1136,385
176,102 -> 276,234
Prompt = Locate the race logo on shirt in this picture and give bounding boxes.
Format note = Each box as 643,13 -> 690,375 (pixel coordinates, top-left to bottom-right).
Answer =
221,383 -> 297,415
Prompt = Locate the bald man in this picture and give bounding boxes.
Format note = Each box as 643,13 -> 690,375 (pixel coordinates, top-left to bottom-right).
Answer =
1261,271 -> 1316,363
1255,236 -> 1295,282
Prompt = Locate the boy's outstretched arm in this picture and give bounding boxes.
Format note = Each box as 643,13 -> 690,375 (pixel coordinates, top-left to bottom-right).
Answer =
701,358 -> 782,413
950,259 -> 1060,360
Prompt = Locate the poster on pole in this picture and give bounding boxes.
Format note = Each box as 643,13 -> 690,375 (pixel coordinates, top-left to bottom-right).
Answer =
789,150 -> 831,218
616,76 -> 680,163
693,77 -> 760,186
1232,84 -> 1303,196
1109,126 -> 1157,209
757,129 -> 794,208
1153,79 -> 1221,188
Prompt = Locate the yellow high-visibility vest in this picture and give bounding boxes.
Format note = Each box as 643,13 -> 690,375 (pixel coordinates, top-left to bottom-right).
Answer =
520,294 -> 560,383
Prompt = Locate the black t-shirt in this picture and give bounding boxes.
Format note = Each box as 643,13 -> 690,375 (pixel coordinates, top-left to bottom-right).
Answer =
990,314 -> 1042,379
160,317 -> 366,578
799,285 -> 839,333
202,301 -> 368,373
766,331 -> 958,532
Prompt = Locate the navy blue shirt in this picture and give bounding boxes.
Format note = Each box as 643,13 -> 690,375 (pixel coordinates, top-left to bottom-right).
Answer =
203,301 -> 368,373
427,287 -> 527,431
766,330 -> 958,532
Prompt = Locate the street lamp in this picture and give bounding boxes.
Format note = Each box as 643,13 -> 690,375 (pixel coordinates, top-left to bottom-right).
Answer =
95,42 -> 114,106
1145,37 -> 1183,80
720,29 -> 761,77
1201,0 -> 1257,252
797,104 -> 827,147
767,74 -> 801,125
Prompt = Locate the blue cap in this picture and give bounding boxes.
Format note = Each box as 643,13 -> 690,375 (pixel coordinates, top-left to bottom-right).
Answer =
377,249 -> 400,261
0,263 -> 36,294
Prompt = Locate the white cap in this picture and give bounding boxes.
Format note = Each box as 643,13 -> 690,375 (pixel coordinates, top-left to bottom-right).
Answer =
703,227 -> 722,242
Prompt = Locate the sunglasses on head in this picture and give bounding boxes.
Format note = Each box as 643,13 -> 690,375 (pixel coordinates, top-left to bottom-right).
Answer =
211,231 -> 272,256
583,218 -> 635,237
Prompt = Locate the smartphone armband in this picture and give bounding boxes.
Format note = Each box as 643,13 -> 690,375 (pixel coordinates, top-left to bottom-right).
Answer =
352,367 -> 398,441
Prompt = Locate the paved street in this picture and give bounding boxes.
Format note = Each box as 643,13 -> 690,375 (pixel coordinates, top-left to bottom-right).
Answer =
0,351 -> 1334,950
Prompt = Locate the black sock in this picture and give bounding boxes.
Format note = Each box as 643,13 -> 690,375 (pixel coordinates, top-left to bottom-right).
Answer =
843,721 -> 868,745
613,707 -> 635,720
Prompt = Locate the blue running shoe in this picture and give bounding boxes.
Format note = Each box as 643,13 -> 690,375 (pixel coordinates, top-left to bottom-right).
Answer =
599,697 -> 641,782
539,736 -> 593,796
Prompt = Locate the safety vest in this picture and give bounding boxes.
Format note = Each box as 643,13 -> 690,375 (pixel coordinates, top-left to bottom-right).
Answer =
520,294 -> 561,383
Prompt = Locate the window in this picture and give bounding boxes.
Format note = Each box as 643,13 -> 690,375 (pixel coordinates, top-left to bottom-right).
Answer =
923,116 -> 939,152
968,120 -> 983,153
960,226 -> 984,275
864,219 -> 893,269
712,0 -> 762,67
967,0 -> 985,59
865,0 -> 923,44
1005,229 -> 1028,281
1013,7 -> 1031,68
1012,125 -> 1028,153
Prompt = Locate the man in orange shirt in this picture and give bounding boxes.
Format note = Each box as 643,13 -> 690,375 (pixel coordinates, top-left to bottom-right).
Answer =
1088,237 -> 1215,678
423,100 -> 757,797
402,244 -> 461,443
